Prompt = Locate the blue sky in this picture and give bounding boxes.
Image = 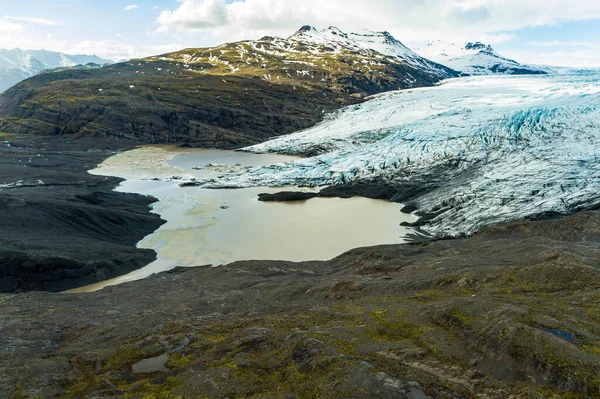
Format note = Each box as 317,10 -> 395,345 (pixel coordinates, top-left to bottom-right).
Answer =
0,0 -> 599,66
494,19 -> 600,66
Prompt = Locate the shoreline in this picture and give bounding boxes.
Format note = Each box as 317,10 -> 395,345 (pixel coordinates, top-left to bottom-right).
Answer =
72,146 -> 417,293
0,135 -> 166,293
4,137 -> 591,294
1,208 -> 599,397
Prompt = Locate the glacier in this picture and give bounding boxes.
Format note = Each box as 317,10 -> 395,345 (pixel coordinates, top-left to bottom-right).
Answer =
194,72 -> 600,237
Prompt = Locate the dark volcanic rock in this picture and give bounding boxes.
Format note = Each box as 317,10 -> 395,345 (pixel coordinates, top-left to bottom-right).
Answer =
316,182 -> 436,206
258,191 -> 318,202
0,136 -> 164,293
319,183 -> 399,200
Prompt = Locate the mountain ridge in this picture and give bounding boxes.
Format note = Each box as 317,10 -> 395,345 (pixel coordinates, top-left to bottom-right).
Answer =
414,40 -> 551,75
0,48 -> 112,92
0,26 -> 457,147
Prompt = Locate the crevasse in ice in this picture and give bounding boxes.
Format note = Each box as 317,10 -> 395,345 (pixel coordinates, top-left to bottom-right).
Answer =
197,72 -> 600,237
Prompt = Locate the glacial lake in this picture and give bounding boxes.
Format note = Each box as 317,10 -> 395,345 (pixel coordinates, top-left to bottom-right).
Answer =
70,146 -> 417,292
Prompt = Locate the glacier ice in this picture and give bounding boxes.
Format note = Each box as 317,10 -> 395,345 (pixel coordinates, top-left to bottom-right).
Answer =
195,72 -> 600,237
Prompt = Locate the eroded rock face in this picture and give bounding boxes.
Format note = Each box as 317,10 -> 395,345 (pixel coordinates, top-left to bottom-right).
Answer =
1,210 -> 599,398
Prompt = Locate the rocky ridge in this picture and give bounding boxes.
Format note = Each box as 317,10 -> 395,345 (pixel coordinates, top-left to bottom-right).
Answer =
0,135 -> 165,293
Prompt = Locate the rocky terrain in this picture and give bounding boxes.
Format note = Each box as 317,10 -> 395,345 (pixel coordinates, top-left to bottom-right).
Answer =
1,209 -> 600,398
0,28 -> 474,294
0,26 -> 456,147
0,134 -> 164,293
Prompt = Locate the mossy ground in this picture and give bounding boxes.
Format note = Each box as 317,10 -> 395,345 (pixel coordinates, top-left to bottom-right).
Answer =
37,262 -> 599,398
2,211 -> 600,398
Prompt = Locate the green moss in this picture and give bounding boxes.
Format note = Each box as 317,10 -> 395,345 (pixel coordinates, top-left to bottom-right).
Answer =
410,288 -> 448,303
130,376 -> 186,399
581,345 -> 600,356
66,376 -> 101,397
103,345 -> 146,372
0,132 -> 16,140
365,309 -> 427,342
165,353 -> 194,369
450,308 -> 473,325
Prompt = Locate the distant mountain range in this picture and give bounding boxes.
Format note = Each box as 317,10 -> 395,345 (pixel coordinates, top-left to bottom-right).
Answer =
414,40 -> 550,76
0,49 -> 111,92
0,26 -> 553,146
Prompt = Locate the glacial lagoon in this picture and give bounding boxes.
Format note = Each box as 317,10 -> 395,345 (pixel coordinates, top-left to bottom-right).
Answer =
70,146 -> 417,292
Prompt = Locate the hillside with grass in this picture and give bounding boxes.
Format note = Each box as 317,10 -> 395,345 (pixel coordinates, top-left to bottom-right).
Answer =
0,26 -> 456,147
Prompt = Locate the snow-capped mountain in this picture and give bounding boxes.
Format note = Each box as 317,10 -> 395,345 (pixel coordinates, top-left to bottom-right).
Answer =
414,40 -> 550,76
0,49 -> 111,92
0,26 -> 458,145
194,72 -> 600,237
151,25 -> 458,98
286,26 -> 456,79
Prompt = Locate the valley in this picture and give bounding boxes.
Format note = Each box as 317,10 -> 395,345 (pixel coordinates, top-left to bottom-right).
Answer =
0,21 -> 599,399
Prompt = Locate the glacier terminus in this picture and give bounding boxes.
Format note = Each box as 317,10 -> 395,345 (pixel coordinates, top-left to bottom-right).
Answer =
194,71 -> 600,237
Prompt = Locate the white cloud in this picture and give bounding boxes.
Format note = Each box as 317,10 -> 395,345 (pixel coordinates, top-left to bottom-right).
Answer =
155,0 -> 600,44
65,40 -> 139,60
0,29 -> 183,61
505,40 -> 600,67
481,33 -> 516,45
124,4 -> 140,12
2,16 -> 60,26
0,19 -> 23,34
60,40 -> 186,61
526,41 -> 599,47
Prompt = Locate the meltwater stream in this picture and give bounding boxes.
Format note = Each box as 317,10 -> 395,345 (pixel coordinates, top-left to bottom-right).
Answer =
70,146 -> 417,292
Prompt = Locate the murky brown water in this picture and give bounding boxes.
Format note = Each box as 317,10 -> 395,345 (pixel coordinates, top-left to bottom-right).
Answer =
69,146 -> 417,293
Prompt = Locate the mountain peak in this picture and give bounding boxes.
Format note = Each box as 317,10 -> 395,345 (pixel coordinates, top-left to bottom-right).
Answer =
286,26 -> 455,79
414,40 -> 549,76
297,25 -> 315,32
350,30 -> 404,47
464,42 -> 495,53
0,49 -> 112,92
324,26 -> 347,37
464,41 -> 488,50
291,25 -> 318,37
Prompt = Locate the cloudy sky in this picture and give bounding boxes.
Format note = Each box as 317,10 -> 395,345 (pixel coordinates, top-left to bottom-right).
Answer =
1,0 -> 599,66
